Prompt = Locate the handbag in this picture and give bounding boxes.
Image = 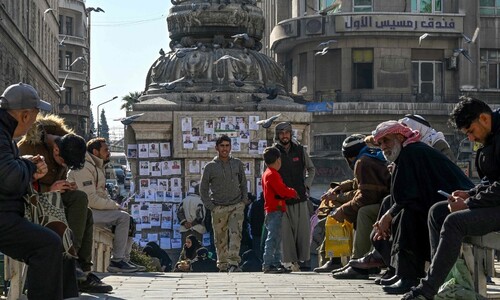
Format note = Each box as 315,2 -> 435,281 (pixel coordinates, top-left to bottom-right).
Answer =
324,216 -> 353,258
24,189 -> 78,258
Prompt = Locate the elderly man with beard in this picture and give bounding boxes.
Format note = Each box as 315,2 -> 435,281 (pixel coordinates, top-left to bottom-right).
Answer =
369,121 -> 473,295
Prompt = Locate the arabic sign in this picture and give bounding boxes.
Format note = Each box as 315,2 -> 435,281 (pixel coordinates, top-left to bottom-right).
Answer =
306,102 -> 334,112
336,14 -> 463,33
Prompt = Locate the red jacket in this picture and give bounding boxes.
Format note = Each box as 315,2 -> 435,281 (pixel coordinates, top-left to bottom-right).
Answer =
262,167 -> 297,213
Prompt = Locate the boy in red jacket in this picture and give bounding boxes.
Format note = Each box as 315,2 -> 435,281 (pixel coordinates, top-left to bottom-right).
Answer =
261,147 -> 298,273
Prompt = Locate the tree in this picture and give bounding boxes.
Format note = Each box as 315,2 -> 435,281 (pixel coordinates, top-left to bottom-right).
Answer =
89,110 -> 96,138
121,91 -> 142,112
100,109 -> 110,141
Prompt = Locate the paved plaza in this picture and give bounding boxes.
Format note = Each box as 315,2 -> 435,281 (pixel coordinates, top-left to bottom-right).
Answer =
80,272 -> 405,300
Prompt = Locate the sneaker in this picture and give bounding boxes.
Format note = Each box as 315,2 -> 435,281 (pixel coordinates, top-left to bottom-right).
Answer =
277,264 -> 291,273
128,261 -> 147,272
227,265 -> 242,272
291,262 -> 301,272
75,266 -> 87,281
263,265 -> 281,274
78,273 -> 113,293
107,260 -> 138,273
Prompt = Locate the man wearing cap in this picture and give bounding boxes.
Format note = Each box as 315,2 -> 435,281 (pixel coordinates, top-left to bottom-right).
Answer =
0,83 -> 63,299
370,120 -> 473,295
273,122 -> 315,271
18,114 -> 113,293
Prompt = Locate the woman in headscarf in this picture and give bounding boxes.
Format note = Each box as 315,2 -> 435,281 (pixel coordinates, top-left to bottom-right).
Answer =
174,234 -> 202,271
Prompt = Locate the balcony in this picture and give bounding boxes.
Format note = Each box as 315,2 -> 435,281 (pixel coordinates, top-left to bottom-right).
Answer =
59,70 -> 87,83
271,12 -> 465,53
60,34 -> 87,48
58,103 -> 90,117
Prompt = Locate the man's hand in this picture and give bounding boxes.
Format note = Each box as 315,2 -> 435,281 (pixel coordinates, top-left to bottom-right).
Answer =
330,208 -> 345,223
373,212 -> 392,241
451,190 -> 469,200
50,180 -> 77,193
30,155 -> 47,180
321,188 -> 338,207
448,196 -> 468,212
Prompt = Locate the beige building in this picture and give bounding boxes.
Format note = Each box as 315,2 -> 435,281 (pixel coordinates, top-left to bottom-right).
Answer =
0,0 -> 60,112
263,0 -> 500,182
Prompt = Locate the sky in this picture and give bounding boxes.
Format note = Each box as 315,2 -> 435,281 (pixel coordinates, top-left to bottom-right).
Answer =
86,0 -> 172,137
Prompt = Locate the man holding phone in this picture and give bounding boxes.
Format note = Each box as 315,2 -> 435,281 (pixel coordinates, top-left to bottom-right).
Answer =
404,97 -> 500,299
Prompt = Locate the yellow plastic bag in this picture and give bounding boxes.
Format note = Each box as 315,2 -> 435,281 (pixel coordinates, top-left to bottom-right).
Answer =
325,216 -> 353,258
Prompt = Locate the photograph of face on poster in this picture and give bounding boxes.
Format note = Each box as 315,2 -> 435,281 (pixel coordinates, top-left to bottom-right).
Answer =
161,161 -> 171,176
231,137 -> 241,152
149,143 -> 159,158
249,116 -> 259,130
160,142 -> 171,158
139,161 -> 150,176
127,144 -> 138,158
188,160 -> 200,174
204,120 -> 214,134
170,160 -> 182,175
138,143 -> 149,158
158,179 -> 169,191
181,117 -> 192,132
183,134 -> 194,149
244,162 -> 251,175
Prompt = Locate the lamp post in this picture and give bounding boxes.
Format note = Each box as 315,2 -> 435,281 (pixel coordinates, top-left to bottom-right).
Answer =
97,96 -> 118,137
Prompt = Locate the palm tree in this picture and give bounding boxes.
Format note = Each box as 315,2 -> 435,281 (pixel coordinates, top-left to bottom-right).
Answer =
121,91 -> 142,112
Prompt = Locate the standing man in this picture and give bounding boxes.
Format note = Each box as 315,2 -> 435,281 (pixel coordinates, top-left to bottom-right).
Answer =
403,98 -> 500,300
200,135 -> 248,272
67,138 -> 141,273
273,122 -> 315,271
0,83 -> 63,299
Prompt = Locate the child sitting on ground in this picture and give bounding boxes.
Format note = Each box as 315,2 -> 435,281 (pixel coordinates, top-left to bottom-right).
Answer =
174,235 -> 201,272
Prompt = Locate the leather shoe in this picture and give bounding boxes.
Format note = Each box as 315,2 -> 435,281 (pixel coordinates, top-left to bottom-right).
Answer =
380,274 -> 400,286
374,268 -> 395,285
332,266 -> 369,280
349,252 -> 385,270
382,277 -> 419,295
330,263 -> 350,274
314,259 -> 341,273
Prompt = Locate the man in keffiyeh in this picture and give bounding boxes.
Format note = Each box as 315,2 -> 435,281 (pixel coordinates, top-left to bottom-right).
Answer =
368,121 -> 473,295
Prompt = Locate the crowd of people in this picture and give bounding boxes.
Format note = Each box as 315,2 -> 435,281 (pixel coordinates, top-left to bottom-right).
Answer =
1,82 -> 500,300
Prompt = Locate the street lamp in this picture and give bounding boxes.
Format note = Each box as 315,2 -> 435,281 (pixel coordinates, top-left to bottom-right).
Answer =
97,96 -> 118,137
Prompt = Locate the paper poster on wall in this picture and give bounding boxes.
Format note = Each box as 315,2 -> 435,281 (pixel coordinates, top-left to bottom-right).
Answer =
171,238 -> 182,249
204,120 -> 214,134
149,203 -> 162,227
139,161 -> 150,176
239,131 -> 250,143
256,177 -> 263,197
231,137 -> 241,152
191,127 -> 200,143
181,117 -> 192,132
183,134 -> 194,149
161,161 -> 171,176
188,160 -> 200,174
149,143 -> 159,158
202,233 -> 211,247
147,233 -> 158,244
235,117 -> 246,131
170,160 -> 182,175
139,179 -> 149,189
145,188 -> 156,201
127,144 -> 138,158
161,209 -> 172,229
160,232 -> 171,249
140,204 -> 150,229
258,140 -> 267,154
150,162 -> 161,177
188,179 -> 200,194
249,116 -> 259,130
131,204 -> 141,225
156,190 -> 165,202
249,142 -> 258,154
158,179 -> 169,191
173,224 -> 181,239
197,142 -> 208,151
244,161 -> 251,175
138,143 -> 149,158
160,142 -> 171,158
136,190 -> 146,202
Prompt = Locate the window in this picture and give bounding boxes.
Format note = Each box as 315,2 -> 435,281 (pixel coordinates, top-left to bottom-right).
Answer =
353,0 -> 372,12
480,49 -> 500,89
352,49 -> 373,89
64,87 -> 72,105
65,16 -> 73,35
480,0 -> 500,15
58,51 -> 63,69
411,0 -> 442,13
65,51 -> 72,70
411,61 -> 443,101
314,134 -> 347,152
58,15 -> 63,34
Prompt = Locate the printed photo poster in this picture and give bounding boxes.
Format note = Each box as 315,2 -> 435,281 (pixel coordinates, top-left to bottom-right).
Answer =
191,127 -> 200,143
161,207 -> 172,229
161,161 -> 171,176
235,117 -> 246,131
147,233 -> 159,244
172,224 -> 182,239
244,161 -> 252,175
149,143 -> 159,158
226,116 -> 237,130
149,203 -> 162,227
196,138 -> 209,151
134,233 -> 142,244
215,116 -> 227,131
136,190 -> 146,202
160,232 -> 171,249
139,161 -> 150,176
188,178 -> 200,194
170,160 -> 182,175
150,161 -> 162,177
183,134 -> 194,149
139,179 -> 150,189
258,140 -> 268,154
149,178 -> 158,189
156,190 -> 165,202
188,159 -> 200,174
204,120 -> 214,135
158,179 -> 169,192
249,141 -> 258,154
170,178 -> 182,201
172,204 -> 180,225
231,137 -> 241,152
131,204 -> 141,228
171,238 -> 182,249
247,180 -> 251,194
127,144 -> 138,158
140,203 -> 151,229
239,130 -> 250,143
249,116 -> 259,130
138,143 -> 149,158
145,188 -> 156,201
181,117 -> 192,132
256,177 -> 263,197
160,142 -> 171,158
202,232 -> 211,247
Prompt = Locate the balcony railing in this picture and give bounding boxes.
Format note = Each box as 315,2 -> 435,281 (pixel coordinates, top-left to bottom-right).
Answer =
58,104 -> 90,117
59,70 -> 86,82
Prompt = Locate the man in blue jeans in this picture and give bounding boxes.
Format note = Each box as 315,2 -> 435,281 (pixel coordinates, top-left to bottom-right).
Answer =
0,83 -> 63,299
403,97 -> 500,299
261,147 -> 298,273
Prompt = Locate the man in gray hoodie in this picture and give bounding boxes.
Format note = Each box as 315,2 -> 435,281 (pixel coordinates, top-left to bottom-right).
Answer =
200,135 -> 248,272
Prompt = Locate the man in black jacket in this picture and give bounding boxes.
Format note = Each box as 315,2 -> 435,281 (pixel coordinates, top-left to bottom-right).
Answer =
0,83 -> 63,299
403,97 -> 500,300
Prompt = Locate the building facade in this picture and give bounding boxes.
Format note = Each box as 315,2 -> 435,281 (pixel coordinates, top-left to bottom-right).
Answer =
266,0 -> 500,182
0,0 -> 60,111
58,0 -> 90,138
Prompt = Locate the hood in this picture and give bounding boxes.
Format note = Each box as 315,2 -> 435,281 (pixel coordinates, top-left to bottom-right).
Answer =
19,114 -> 74,145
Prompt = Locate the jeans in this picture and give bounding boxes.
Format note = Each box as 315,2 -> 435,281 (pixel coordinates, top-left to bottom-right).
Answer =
0,212 -> 63,300
419,201 -> 500,297
263,211 -> 283,267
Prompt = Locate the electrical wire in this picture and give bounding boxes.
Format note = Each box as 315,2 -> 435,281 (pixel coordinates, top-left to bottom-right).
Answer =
92,15 -> 165,27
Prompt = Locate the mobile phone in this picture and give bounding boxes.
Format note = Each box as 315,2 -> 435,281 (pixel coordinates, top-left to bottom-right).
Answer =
437,190 -> 451,198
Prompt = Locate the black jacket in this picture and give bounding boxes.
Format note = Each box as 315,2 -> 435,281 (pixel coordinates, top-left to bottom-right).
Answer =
0,109 -> 36,213
468,109 -> 500,208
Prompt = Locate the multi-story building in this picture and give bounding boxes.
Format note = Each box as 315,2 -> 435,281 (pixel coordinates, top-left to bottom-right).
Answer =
264,0 -> 500,182
58,0 -> 90,138
0,0 -> 60,111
